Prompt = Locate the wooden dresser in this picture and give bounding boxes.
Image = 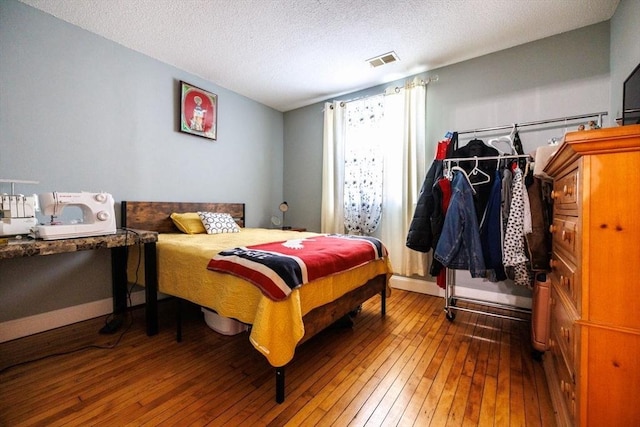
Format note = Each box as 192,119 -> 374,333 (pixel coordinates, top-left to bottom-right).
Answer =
543,124 -> 640,426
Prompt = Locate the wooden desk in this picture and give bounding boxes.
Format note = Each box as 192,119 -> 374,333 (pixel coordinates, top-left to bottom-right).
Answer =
0,229 -> 159,336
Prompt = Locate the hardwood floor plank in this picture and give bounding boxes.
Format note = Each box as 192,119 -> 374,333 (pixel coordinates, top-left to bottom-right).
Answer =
509,324 -> 528,427
494,318 -> 512,426
411,311 -> 473,426
478,375 -> 498,426
337,297 -> 439,426
463,311 -> 494,425
395,307 -> 455,426
378,303 -> 447,427
262,292 -> 416,426
0,290 -> 556,427
428,312 -> 479,426
338,297 -> 442,427
446,373 -> 473,426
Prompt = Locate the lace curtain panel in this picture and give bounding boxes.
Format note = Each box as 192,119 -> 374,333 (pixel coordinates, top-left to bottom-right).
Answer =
343,96 -> 385,234
322,77 -> 430,276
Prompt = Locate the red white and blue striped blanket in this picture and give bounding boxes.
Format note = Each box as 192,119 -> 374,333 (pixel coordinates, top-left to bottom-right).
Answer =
206,234 -> 387,301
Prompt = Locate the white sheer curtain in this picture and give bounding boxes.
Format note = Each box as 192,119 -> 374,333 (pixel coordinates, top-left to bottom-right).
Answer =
321,77 -> 429,276
321,101 -> 346,234
378,78 -> 428,276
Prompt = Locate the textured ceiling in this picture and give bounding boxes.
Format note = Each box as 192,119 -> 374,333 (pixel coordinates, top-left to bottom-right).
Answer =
19,0 -> 620,112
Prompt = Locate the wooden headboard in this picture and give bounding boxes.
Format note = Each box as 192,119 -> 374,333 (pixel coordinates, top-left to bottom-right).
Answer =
121,201 -> 245,233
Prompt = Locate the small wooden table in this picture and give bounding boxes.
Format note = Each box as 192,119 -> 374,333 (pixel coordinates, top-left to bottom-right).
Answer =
0,229 -> 158,336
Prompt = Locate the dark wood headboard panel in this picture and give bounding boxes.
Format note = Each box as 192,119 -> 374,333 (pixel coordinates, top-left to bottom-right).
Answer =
121,201 -> 245,233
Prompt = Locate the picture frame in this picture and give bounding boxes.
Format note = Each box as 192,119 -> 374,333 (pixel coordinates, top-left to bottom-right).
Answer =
179,81 -> 218,140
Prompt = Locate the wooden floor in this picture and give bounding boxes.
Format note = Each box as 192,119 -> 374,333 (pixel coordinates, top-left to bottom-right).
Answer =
0,289 -> 556,426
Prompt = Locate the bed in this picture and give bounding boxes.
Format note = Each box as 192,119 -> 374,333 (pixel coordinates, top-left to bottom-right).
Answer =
121,201 -> 392,403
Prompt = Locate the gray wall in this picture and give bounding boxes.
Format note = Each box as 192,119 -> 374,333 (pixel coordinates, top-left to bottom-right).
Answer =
2,0 -> 636,323
282,22 -> 613,299
283,22 -> 612,233
610,0 -> 640,118
0,0 -> 285,321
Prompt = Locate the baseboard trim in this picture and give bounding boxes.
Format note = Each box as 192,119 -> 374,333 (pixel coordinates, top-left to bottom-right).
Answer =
2,275 -> 530,343
390,275 -> 445,297
0,290 -> 149,343
390,275 -> 531,309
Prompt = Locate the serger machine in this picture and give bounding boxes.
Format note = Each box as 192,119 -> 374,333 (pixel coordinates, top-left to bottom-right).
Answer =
0,178 -> 39,237
34,192 -> 117,240
0,193 -> 38,236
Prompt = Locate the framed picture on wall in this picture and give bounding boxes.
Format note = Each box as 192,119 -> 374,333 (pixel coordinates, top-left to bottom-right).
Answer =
179,81 -> 218,140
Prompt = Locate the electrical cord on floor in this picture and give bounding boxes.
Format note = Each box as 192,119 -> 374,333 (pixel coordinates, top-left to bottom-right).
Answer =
0,309 -> 134,375
0,229 -> 145,375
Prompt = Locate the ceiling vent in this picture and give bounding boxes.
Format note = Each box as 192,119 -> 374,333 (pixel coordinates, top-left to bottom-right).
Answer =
367,51 -> 400,68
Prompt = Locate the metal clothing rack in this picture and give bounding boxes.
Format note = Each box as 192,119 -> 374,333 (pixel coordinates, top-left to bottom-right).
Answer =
457,111 -> 608,135
444,269 -> 532,322
442,111 -> 607,322
442,151 -> 536,322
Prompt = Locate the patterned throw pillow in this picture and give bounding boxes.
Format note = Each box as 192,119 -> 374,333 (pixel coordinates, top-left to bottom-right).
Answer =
198,211 -> 241,234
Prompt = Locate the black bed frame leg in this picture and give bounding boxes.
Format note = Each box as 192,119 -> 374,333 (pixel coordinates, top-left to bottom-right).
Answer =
275,367 -> 285,403
176,298 -> 183,343
381,288 -> 386,317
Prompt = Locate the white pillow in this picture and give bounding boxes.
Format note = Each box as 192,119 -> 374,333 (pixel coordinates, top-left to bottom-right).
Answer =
198,211 -> 241,234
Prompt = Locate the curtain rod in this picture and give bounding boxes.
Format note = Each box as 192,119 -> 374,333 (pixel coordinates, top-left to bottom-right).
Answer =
457,111 -> 609,135
335,75 -> 439,107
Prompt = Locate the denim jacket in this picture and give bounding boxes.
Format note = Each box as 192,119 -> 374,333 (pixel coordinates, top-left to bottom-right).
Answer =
434,171 -> 486,278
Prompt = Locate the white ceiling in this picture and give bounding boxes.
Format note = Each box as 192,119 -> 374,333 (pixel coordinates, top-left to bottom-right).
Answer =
20,0 -> 620,112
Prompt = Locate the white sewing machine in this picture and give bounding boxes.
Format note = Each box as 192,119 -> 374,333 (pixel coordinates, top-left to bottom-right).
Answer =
34,192 -> 117,240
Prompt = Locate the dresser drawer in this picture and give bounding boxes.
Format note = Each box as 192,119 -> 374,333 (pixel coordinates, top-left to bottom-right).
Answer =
550,251 -> 580,311
550,215 -> 578,261
548,340 -> 577,425
550,284 -> 579,376
551,168 -> 579,213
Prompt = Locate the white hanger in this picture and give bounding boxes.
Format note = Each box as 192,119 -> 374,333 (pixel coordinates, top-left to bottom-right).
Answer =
488,135 -> 512,155
450,166 -> 477,195
488,124 -> 517,155
469,157 -> 491,186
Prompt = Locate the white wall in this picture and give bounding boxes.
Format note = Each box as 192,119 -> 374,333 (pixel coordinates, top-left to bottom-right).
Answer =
0,0 -> 285,324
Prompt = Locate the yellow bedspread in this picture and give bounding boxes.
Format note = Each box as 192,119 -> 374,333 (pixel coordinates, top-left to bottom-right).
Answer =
128,228 -> 392,367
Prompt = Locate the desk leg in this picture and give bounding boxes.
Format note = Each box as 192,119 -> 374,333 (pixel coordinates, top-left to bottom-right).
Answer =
111,246 -> 128,315
144,241 -> 158,336
101,246 -> 129,334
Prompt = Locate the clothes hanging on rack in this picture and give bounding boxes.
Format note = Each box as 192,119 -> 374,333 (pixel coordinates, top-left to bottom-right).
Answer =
433,170 -> 486,278
480,169 -> 507,282
451,139 -> 499,222
437,152 -> 535,284
430,175 -> 452,288
503,167 -> 534,287
406,133 -> 456,252
524,177 -> 551,270
405,159 -> 442,252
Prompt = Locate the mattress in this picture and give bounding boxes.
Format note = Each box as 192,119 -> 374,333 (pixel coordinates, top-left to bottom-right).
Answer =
127,228 -> 392,366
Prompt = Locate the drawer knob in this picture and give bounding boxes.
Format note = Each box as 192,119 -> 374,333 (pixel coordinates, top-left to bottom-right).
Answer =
550,224 -> 557,233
